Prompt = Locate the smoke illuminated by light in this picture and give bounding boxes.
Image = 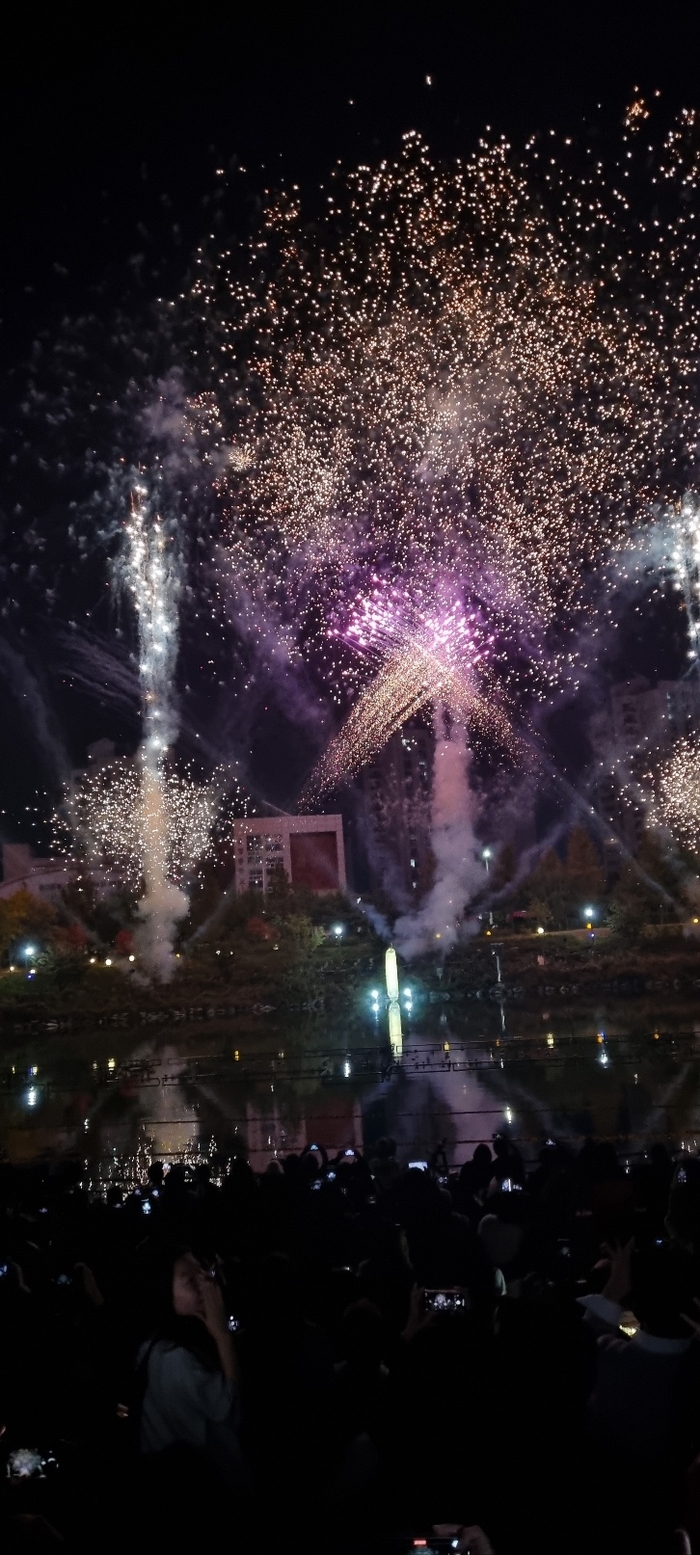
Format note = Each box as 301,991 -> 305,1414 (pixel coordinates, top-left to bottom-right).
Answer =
59,756 -> 252,891
121,486 -> 186,973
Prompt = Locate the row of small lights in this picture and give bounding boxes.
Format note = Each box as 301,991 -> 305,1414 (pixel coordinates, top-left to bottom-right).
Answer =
8,945 -> 137,974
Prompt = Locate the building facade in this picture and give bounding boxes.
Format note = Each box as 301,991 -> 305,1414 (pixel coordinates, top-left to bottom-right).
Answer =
232,814 -> 347,895
588,674 -> 700,857
0,844 -> 121,902
359,724 -> 433,900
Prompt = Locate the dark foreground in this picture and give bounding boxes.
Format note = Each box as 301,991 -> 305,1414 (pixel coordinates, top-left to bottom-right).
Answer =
1,1132 -> 700,1553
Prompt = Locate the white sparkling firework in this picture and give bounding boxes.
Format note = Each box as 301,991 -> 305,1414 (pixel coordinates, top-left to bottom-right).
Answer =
669,494 -> 700,666
121,487 -> 186,974
654,735 -> 700,855
60,757 -> 252,891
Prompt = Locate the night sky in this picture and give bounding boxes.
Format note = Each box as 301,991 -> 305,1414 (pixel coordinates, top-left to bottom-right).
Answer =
2,4 -> 700,842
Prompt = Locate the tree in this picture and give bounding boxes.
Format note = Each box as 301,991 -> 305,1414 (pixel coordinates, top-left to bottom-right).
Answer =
524,848 -> 569,928
247,915 -> 274,941
0,889 -> 57,961
526,896 -> 554,929
564,827 -> 605,919
491,841 -> 517,893
265,862 -> 294,916
608,860 -> 660,938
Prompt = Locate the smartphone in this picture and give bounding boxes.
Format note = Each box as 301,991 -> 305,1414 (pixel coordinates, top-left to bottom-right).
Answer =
55,1273 -> 73,1288
678,1167 -> 688,1184
424,1289 -> 468,1314
343,1149 -> 356,1158
0,1263 -> 8,1278
409,1161 -> 429,1172
7,1448 -> 49,1479
311,1179 -> 323,1191
142,1200 -> 152,1215
326,1170 -> 336,1181
500,1178 -> 523,1193
227,1316 -> 240,1333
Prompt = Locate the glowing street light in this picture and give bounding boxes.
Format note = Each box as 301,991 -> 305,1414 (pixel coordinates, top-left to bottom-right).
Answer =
332,924 -> 345,938
22,945 -> 36,961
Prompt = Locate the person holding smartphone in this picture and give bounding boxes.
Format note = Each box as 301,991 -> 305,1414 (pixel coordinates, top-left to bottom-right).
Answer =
138,1246 -> 243,1483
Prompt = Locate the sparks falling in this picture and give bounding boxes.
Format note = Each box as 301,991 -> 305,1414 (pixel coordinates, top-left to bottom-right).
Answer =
60,756 -> 252,890
669,495 -> 700,666
654,735 -> 700,856
176,105 -> 700,792
122,487 -> 186,975
303,585 -> 512,799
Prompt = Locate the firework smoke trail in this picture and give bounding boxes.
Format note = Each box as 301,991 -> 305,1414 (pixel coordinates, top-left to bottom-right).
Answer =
393,719 -> 483,958
124,485 -> 186,976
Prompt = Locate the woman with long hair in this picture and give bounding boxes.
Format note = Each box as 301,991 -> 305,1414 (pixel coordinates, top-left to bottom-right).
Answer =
138,1245 -> 243,1485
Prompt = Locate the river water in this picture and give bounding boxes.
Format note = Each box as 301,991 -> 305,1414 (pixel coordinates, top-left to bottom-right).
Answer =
2,989 -> 700,1182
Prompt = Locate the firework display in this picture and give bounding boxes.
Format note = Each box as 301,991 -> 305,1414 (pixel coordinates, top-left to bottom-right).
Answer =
303,584 -> 514,798
14,99 -> 700,914
61,757 -> 252,891
654,736 -> 700,855
184,111 -> 700,761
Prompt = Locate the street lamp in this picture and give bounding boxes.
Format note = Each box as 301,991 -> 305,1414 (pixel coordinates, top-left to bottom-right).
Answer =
482,848 -> 492,873
22,945 -> 36,961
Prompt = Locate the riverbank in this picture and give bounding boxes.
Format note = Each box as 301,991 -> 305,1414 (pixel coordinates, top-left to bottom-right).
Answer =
0,923 -> 698,1031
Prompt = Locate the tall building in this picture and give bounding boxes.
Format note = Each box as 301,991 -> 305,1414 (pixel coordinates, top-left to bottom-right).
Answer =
588,674 -> 700,857
232,814 -> 347,895
360,723 -> 433,899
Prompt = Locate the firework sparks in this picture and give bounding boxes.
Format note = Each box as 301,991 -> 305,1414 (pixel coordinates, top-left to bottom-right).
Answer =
654,736 -> 700,855
12,101 -> 700,848
60,757 -> 252,891
669,495 -> 700,666
187,112 -> 700,727
120,487 -> 187,973
302,584 -> 514,798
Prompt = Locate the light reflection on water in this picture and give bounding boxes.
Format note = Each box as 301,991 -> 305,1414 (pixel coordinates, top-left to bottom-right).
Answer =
1,997 -> 700,1175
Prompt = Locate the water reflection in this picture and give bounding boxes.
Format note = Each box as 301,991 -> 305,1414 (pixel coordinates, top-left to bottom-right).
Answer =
387,1000 -> 402,1056
1,997 -> 700,1175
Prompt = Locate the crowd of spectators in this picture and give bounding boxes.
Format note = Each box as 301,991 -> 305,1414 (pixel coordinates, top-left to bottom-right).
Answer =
1,1132 -> 700,1552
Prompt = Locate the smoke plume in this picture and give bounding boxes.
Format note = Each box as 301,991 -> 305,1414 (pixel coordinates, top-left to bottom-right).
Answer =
393,722 -> 483,958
